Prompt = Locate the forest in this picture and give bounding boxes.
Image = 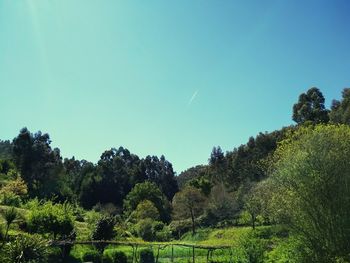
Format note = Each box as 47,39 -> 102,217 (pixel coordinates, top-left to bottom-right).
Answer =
0,87 -> 350,263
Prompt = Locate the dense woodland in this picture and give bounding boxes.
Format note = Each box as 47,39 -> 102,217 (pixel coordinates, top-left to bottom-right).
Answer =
0,87 -> 350,262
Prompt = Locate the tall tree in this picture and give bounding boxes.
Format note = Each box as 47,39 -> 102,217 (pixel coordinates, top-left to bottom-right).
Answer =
12,128 -> 63,198
292,87 -> 329,124
329,88 -> 350,124
208,146 -> 226,185
140,155 -> 178,200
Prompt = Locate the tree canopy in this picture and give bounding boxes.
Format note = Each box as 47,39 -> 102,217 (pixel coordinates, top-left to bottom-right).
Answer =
292,87 -> 329,124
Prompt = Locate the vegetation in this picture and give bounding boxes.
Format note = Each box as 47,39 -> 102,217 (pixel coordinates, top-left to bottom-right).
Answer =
0,87 -> 350,262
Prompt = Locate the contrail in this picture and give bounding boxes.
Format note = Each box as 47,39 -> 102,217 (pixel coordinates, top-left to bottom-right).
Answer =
188,90 -> 199,106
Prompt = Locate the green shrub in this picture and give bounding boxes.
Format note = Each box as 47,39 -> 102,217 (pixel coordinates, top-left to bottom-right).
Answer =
155,229 -> 172,241
136,218 -> 154,241
0,192 -> 22,207
27,201 -> 75,239
103,249 -> 127,263
152,221 -> 164,232
0,233 -> 48,263
82,249 -> 101,263
91,215 -> 115,252
265,237 -> 304,263
240,234 -> 268,263
140,248 -> 155,263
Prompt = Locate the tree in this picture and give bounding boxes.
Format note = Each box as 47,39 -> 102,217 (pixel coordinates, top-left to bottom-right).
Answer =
140,155 -> 178,200
271,125 -> 350,262
133,200 -> 160,221
123,181 -> 171,223
172,186 -> 207,235
96,147 -> 141,207
205,184 -> 237,225
12,128 -> 63,198
225,130 -> 283,189
292,87 -> 329,124
91,215 -> 115,252
329,88 -> 350,124
243,181 -> 272,229
0,140 -> 12,160
27,201 -> 75,239
176,165 -> 208,190
209,146 -> 226,184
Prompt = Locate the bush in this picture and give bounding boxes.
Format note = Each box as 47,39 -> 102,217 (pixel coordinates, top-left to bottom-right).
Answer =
0,233 -> 48,263
136,218 -> 154,241
168,219 -> 192,239
265,237 -> 304,263
0,192 -> 22,207
27,201 -> 75,239
237,232 -> 269,263
152,222 -> 172,241
82,249 -> 101,263
103,249 -> 127,263
91,215 -> 115,252
140,248 -> 155,263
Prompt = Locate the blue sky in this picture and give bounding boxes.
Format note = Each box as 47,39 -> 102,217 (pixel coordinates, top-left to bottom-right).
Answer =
0,0 -> 349,173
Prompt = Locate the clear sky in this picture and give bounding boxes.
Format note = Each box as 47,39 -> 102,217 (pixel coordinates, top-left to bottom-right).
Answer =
1,0 -> 349,173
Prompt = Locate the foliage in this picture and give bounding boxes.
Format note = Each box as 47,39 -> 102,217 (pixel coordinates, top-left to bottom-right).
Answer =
265,237 -> 305,263
3,206 -> 17,240
234,232 -> 268,263
91,215 -> 115,252
0,140 -> 12,160
133,200 -> 160,222
205,184 -> 237,226
124,181 -> 171,223
189,176 -> 212,196
140,155 -> 179,200
330,88 -> 350,124
172,186 -> 207,234
91,215 -> 116,241
224,130 -> 284,190
0,233 -> 48,263
1,177 -> 28,196
177,165 -> 208,190
27,201 -> 75,239
292,87 -> 329,124
77,147 -> 178,210
81,249 -> 101,263
154,224 -> 172,241
244,180 -> 272,229
271,124 -> 350,262
0,192 -> 22,207
12,128 -> 64,199
103,249 -> 128,263
0,177 -> 28,207
168,219 -> 193,239
136,218 -> 154,241
139,248 -> 155,263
